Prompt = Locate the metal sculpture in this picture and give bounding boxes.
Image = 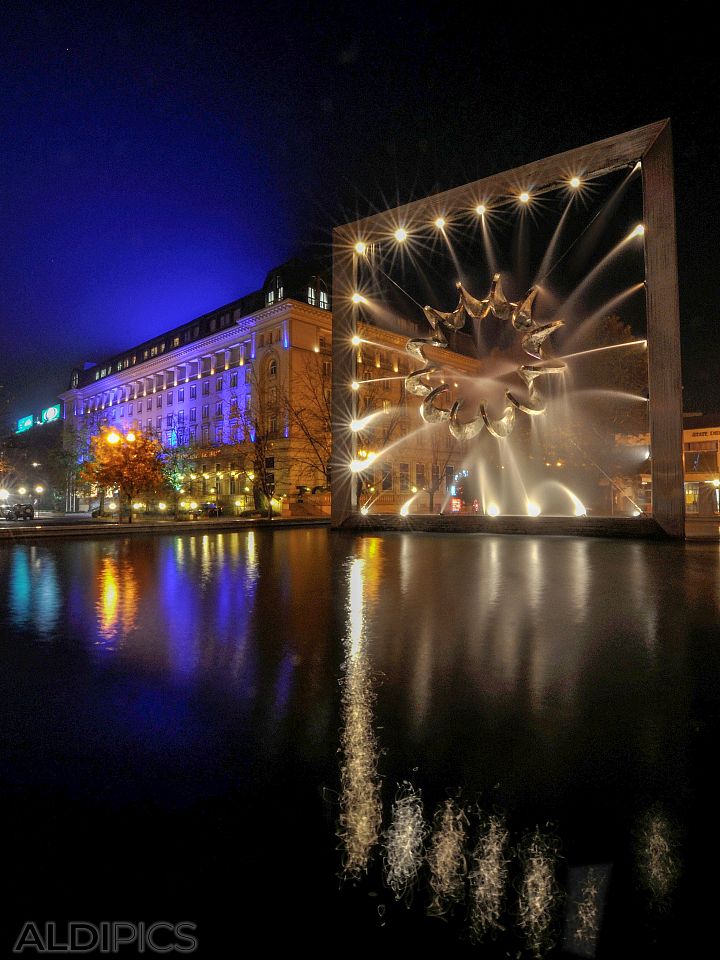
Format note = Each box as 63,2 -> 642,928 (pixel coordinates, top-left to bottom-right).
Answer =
405,274 -> 566,440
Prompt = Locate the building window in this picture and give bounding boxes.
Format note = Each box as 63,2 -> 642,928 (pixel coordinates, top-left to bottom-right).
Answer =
128,404 -> 133,416
177,411 -> 185,425
202,381 -> 210,396
202,405 -> 209,419
322,360 -> 331,377
245,369 -> 252,384
432,463 -> 440,490
216,377 -> 223,392
190,385 -> 197,399
416,463 -> 426,489
269,359 -> 277,378
319,288 -> 329,310
147,397 -> 152,410
399,463 -> 410,492
215,424 -> 223,443
230,372 -> 238,388
266,275 -> 283,305
156,393 -> 162,407
201,424 -> 209,443
215,401 -> 223,417
166,415 -> 173,428
269,415 -> 278,434
178,387 -> 184,401
190,408 -> 197,423
137,400 -> 143,413
156,417 -> 162,431
382,462 -> 393,491
167,391 -> 173,405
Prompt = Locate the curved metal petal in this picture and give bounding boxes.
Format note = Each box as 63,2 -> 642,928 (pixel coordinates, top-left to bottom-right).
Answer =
405,366 -> 438,397
512,287 -> 538,330
420,384 -> 452,423
423,296 -> 465,332
481,402 -> 516,439
487,273 -> 516,322
456,282 -> 491,321
406,338 -> 429,361
521,320 -> 564,359
506,389 -> 546,416
449,399 -> 485,440
518,360 -> 567,394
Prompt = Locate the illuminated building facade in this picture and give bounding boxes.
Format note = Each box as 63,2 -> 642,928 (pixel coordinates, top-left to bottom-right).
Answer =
59,259 -> 332,512
350,322 -> 482,514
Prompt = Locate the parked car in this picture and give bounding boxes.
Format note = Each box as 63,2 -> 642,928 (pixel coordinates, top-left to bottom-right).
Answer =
1,502 -> 34,520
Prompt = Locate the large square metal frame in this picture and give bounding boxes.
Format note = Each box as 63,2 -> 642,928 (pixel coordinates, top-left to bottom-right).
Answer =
331,120 -> 684,538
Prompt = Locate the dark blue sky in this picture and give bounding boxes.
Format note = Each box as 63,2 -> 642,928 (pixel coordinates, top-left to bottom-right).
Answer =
2,2 -> 718,424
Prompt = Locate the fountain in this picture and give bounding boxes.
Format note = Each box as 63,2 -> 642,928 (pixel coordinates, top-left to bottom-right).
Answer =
332,121 -> 684,537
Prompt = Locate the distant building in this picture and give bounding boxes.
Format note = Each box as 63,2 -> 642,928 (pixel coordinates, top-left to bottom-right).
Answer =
59,259 -> 332,513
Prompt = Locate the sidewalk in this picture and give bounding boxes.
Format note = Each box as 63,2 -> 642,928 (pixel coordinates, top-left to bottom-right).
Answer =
0,515 -> 329,542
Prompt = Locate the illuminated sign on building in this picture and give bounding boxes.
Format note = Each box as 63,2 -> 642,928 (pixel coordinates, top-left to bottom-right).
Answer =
41,405 -> 61,424
16,404 -> 62,434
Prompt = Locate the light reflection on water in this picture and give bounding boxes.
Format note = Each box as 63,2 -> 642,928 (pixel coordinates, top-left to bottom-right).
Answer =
9,546 -> 60,637
0,529 -> 715,951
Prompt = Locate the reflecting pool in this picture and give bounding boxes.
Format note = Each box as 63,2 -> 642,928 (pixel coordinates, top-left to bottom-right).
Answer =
1,529 -> 717,956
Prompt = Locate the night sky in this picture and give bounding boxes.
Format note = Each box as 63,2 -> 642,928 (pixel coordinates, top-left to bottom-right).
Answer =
2,2 -> 718,425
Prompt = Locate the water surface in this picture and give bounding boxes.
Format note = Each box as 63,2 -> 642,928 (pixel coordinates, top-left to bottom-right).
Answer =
1,529 -> 717,956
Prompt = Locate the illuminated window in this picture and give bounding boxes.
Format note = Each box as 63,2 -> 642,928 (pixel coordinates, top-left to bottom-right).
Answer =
269,359 -> 277,378
266,276 -> 283,305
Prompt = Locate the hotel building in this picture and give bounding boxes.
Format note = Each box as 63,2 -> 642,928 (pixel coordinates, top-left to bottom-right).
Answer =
59,259 -> 332,512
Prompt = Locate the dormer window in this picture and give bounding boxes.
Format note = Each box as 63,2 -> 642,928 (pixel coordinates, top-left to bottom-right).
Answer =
307,276 -> 329,309
266,275 -> 284,306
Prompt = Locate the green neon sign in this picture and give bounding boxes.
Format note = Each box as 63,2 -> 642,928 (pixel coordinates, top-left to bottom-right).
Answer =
17,415 -> 33,433
41,404 -> 61,424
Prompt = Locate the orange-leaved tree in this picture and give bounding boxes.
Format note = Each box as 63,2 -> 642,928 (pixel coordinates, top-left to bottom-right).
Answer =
80,427 -> 165,523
